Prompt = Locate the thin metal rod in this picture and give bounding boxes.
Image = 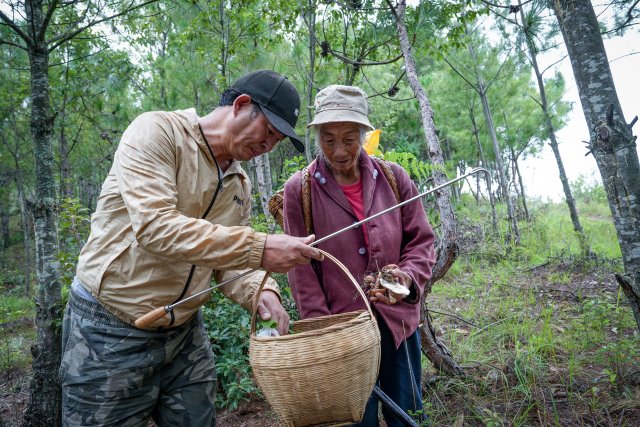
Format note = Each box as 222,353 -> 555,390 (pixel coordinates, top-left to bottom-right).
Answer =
313,167 -> 488,246
373,385 -> 421,427
163,167 -> 489,311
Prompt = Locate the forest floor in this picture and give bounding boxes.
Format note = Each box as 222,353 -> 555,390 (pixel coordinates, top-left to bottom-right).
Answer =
2,261 -> 639,426
2,200 -> 640,426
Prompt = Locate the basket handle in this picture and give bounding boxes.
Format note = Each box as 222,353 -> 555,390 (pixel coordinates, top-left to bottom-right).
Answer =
250,248 -> 374,335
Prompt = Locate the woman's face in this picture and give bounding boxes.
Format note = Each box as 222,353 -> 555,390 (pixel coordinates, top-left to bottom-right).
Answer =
317,122 -> 362,176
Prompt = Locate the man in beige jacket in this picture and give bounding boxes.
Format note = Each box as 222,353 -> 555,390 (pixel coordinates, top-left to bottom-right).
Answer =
59,70 -> 322,426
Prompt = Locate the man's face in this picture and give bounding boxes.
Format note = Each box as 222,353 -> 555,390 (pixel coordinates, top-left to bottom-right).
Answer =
231,102 -> 285,161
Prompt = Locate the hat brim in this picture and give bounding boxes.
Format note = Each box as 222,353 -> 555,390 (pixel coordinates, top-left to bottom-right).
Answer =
307,110 -> 374,131
258,105 -> 305,153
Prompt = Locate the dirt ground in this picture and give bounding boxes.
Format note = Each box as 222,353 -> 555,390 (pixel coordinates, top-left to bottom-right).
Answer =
2,266 -> 638,426
217,400 -> 279,427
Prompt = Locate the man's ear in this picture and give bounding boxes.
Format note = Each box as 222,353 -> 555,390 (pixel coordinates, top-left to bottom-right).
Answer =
232,94 -> 253,116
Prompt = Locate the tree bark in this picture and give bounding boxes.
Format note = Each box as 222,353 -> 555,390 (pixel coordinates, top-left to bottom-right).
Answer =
553,0 -> 640,329
389,0 -> 462,376
22,1 -> 63,425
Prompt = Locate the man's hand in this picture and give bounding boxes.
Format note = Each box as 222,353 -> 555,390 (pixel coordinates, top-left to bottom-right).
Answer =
261,234 -> 324,273
257,290 -> 290,335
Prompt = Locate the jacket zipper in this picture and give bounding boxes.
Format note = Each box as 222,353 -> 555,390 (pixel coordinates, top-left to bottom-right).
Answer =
167,127 -> 223,326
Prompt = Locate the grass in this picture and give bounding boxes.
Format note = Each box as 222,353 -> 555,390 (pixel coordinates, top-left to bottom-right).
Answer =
0,285 -> 35,375
424,195 -> 639,426
0,187 -> 638,426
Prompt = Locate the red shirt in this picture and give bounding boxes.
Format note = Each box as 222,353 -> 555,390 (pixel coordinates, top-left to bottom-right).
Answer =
340,179 -> 369,247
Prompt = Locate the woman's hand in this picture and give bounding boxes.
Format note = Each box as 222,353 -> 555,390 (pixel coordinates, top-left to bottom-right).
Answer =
369,265 -> 412,305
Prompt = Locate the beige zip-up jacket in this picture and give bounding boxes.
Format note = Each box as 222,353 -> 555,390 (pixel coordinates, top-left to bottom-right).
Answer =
76,108 -> 279,329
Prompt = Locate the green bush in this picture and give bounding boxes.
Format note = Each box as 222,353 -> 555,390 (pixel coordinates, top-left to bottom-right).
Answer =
57,198 -> 92,297
202,291 -> 258,410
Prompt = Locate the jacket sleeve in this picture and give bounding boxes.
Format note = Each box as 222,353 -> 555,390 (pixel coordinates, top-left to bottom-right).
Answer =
283,173 -> 331,318
392,164 -> 436,303
217,175 -> 280,309
114,112 -> 266,271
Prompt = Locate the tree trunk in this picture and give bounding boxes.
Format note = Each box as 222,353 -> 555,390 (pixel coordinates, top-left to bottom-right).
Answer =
23,2 -> 63,425
553,0 -> 640,329
469,106 -> 498,231
303,0 -> 316,164
513,154 -> 530,222
390,0 -> 462,376
509,147 -> 531,222
218,1 -> 229,81
1,202 -> 9,249
519,2 -> 585,240
250,154 -> 276,232
159,29 -> 168,107
468,40 -> 520,243
59,50 -> 72,199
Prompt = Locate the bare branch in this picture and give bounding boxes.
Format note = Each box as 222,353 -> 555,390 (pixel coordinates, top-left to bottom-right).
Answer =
48,0 -> 159,52
541,53 -> 568,75
0,37 -> 28,50
320,36 -> 404,66
478,0 -> 534,10
483,44 -> 517,91
618,0 -> 640,29
38,0 -> 60,41
609,50 -> 640,63
440,54 -> 481,96
528,93 -> 542,108
0,10 -> 34,46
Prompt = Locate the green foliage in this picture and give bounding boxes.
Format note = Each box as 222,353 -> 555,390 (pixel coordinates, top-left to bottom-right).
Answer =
0,278 -> 34,373
382,151 -> 435,184
201,217 -> 299,409
202,275 -> 299,410
0,290 -> 33,325
202,291 -> 258,410
278,154 -> 308,186
426,195 -> 638,425
57,198 -> 92,297
570,175 -> 608,205
0,320 -> 34,373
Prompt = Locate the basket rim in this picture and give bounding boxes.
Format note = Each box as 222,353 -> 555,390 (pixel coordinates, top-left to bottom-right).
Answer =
250,250 -> 374,336
251,309 -> 370,342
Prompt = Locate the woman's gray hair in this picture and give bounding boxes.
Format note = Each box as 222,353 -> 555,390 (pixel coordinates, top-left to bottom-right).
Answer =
313,125 -> 368,157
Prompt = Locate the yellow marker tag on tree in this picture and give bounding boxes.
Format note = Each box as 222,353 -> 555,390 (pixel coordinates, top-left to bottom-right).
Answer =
364,129 -> 382,155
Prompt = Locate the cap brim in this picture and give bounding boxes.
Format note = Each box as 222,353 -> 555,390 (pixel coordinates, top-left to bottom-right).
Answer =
258,105 -> 305,153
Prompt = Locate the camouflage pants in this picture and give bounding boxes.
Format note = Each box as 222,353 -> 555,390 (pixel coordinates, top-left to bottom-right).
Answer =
59,287 -> 217,426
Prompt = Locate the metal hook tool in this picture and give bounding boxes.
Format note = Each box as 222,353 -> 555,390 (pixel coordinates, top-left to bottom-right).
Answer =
135,167 -> 490,327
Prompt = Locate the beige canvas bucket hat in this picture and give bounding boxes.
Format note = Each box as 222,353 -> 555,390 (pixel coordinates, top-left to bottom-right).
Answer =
307,85 -> 374,130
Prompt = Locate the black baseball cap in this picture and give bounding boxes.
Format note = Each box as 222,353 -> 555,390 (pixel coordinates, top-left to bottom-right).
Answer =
231,70 -> 304,153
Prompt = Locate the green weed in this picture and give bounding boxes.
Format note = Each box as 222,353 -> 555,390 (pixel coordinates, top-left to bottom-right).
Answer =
426,187 -> 639,425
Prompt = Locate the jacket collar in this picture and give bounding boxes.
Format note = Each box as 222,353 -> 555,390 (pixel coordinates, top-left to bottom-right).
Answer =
310,150 -> 379,217
176,108 -> 244,177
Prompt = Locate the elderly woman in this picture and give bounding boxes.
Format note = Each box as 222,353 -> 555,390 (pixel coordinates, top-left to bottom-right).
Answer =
283,85 -> 436,426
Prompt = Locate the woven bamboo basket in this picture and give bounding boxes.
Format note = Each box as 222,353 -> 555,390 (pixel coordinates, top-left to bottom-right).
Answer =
249,250 -> 381,427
